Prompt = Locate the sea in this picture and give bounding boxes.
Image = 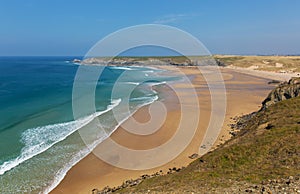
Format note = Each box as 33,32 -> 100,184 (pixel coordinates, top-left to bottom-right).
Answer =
0,57 -> 179,193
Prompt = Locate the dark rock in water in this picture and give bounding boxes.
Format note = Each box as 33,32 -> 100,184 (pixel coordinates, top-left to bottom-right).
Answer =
189,153 -> 199,159
262,77 -> 300,110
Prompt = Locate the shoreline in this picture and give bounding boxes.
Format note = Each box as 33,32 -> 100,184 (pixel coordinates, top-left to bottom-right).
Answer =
43,95 -> 160,194
50,66 -> 296,194
50,66 -> 200,193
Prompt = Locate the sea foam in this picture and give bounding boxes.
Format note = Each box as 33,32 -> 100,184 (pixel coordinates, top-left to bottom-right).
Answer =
0,99 -> 121,175
43,94 -> 159,194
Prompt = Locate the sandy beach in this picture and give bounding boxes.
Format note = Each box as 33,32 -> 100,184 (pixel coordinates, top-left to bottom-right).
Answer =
50,66 -> 291,194
224,65 -> 300,82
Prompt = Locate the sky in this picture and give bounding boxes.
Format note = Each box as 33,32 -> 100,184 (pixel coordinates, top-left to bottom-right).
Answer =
0,0 -> 300,56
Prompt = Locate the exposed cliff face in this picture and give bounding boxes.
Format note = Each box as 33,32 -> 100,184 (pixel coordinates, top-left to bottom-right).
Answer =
262,77 -> 300,109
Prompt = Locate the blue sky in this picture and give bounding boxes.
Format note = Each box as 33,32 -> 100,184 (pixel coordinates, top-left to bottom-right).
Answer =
0,0 -> 299,56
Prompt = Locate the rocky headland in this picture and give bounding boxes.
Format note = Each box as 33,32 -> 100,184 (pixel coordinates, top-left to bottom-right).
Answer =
74,56 -> 225,67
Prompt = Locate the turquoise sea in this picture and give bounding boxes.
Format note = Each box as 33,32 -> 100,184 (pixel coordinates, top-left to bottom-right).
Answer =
0,57 -> 178,193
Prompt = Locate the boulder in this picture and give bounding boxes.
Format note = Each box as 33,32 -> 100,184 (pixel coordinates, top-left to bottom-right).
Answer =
188,153 -> 199,159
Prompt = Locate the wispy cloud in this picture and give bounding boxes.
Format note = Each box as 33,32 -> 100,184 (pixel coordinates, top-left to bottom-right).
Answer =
153,13 -> 196,24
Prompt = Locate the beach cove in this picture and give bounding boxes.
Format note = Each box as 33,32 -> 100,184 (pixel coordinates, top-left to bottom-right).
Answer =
51,66 -> 284,193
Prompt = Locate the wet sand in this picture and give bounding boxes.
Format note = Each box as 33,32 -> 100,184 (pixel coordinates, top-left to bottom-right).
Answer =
51,66 -> 278,194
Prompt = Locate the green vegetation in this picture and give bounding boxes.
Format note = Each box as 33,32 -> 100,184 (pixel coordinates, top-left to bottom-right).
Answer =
116,56 -> 193,64
85,55 -> 300,72
119,97 -> 300,193
88,55 -> 213,64
214,55 -> 300,72
113,56 -> 190,62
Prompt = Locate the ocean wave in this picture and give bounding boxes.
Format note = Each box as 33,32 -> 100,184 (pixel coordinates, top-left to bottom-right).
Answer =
108,66 -> 135,71
43,94 -> 159,194
0,99 -> 121,176
130,95 -> 158,102
97,81 -> 140,86
148,81 -> 167,86
130,65 -> 161,71
124,82 -> 140,85
143,70 -> 154,73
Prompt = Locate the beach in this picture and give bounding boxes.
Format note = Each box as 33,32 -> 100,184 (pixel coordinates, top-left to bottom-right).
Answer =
49,65 -> 289,194
2,1 -> 300,193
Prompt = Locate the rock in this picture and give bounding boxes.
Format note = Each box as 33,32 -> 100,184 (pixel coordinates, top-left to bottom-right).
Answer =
174,167 -> 181,172
265,123 -> 274,130
92,188 -> 99,194
72,59 -> 81,63
289,77 -> 300,85
216,59 -> 226,66
262,77 -> 300,110
229,131 -> 237,136
268,80 -> 281,84
189,153 -> 199,159
141,174 -> 150,179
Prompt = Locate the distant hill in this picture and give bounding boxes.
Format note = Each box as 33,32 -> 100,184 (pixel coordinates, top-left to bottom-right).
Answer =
214,55 -> 300,73
78,56 -> 224,66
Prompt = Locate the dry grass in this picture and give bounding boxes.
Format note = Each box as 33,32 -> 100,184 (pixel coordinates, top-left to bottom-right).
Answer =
118,97 -> 300,193
214,55 -> 300,72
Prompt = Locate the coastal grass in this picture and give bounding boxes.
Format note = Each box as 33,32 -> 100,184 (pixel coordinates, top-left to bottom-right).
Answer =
88,55 -> 213,64
84,55 -> 300,73
118,97 -> 300,193
214,55 -> 300,72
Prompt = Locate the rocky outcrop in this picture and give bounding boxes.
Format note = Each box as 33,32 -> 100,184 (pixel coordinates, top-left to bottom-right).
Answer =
188,153 -> 199,159
94,167 -> 185,194
262,77 -> 300,109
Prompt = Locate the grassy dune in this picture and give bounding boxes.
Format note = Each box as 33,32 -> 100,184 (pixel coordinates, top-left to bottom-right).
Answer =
214,55 -> 300,72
